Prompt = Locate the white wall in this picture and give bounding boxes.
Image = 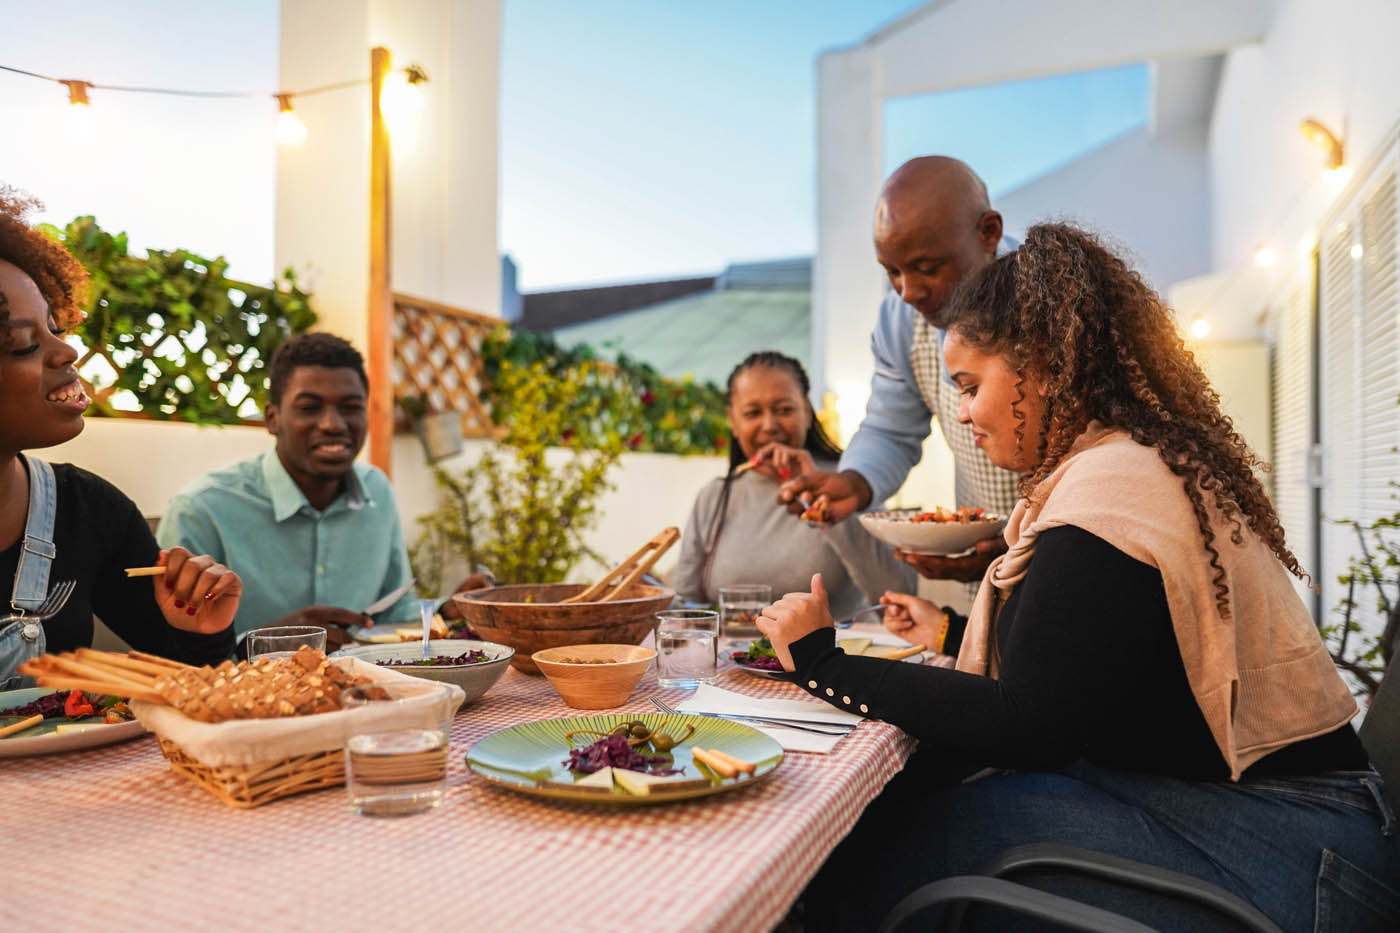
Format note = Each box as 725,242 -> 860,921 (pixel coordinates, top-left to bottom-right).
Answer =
46,419 -> 724,589
1209,0 -> 1400,287
276,0 -> 502,350
997,126 -> 1212,294
0,1 -> 280,283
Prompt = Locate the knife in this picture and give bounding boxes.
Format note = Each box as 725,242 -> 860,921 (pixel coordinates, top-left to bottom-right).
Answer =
363,578 -> 416,616
679,710 -> 855,736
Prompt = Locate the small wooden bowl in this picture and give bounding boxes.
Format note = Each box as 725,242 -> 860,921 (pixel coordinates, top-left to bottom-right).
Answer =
532,644 -> 657,710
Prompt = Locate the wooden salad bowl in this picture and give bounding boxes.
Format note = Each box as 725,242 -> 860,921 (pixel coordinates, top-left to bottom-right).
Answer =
451,583 -> 674,674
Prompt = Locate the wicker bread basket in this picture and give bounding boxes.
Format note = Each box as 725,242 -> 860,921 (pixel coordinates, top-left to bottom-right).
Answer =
133,658 -> 464,808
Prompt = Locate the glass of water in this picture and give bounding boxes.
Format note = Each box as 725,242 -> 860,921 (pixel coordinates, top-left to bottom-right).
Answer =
655,609 -> 719,689
719,584 -> 770,638
341,681 -> 454,817
246,625 -> 325,659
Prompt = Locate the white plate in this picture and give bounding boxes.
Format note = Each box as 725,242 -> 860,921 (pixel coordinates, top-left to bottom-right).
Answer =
858,509 -> 1006,556
0,688 -> 149,758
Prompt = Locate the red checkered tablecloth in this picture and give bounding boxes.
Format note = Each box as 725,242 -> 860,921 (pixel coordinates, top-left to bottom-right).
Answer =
0,651 -> 916,932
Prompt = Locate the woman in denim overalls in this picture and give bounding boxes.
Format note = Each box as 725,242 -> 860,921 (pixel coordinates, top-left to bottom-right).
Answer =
0,187 -> 242,687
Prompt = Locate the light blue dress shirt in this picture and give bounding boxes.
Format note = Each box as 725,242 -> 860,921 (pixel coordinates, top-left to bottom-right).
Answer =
156,451 -> 418,634
838,237 -> 1018,505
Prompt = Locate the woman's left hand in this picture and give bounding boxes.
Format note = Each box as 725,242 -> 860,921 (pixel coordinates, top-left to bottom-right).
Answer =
151,547 -> 242,635
756,573 -> 834,671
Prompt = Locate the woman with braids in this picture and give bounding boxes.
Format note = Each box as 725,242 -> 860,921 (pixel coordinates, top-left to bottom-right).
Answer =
0,188 -> 241,686
762,224 -> 1396,931
672,351 -> 913,621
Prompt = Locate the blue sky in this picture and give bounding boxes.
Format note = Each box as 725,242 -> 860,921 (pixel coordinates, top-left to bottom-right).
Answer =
501,1 -> 1149,291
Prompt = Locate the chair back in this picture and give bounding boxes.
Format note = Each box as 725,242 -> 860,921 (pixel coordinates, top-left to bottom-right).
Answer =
1358,660 -> 1400,797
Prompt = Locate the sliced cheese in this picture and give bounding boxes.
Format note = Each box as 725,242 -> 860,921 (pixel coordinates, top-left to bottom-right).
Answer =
54,722 -> 112,734
838,638 -> 872,655
574,766 -> 614,788
613,769 -> 710,796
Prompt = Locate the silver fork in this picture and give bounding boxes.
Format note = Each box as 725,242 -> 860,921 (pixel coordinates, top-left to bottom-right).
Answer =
0,579 -> 77,627
650,695 -> 853,736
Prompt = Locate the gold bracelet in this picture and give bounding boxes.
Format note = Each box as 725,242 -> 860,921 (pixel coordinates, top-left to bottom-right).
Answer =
932,612 -> 950,654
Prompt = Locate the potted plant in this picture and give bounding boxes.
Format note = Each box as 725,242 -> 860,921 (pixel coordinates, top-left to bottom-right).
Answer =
408,357 -> 637,591
400,394 -> 464,463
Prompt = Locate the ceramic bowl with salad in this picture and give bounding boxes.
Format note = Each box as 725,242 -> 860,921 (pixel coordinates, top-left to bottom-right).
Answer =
333,639 -> 514,709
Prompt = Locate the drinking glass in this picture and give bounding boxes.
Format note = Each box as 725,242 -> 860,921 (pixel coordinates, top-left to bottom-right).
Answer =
342,681 -> 454,817
719,584 -> 770,638
655,609 -> 719,689
246,625 -> 325,659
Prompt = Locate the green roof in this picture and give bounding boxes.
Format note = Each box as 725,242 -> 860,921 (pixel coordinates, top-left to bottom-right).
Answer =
550,287 -> 811,387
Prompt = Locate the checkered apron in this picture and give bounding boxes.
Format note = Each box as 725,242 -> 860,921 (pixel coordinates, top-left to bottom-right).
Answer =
910,316 -> 1023,601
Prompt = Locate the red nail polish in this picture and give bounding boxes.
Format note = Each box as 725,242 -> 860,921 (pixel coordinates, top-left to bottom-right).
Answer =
166,579 -> 174,590
185,606 -> 197,616
174,599 -> 184,608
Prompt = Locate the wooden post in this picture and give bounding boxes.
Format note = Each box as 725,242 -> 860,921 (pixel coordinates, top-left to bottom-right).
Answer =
368,45 -> 393,476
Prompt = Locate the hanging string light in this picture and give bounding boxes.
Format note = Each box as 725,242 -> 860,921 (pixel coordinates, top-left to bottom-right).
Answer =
0,61 -> 429,146
274,93 -> 308,147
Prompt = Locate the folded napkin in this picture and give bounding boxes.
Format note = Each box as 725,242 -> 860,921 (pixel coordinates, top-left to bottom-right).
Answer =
677,684 -> 863,754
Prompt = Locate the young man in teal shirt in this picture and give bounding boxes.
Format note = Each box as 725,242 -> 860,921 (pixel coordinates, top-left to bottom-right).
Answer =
158,333 -> 418,649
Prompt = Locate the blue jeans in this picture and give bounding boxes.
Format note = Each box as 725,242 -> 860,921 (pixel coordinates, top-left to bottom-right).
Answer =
802,759 -> 1400,932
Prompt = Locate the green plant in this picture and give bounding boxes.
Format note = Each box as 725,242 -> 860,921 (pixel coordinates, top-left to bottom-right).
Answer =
481,328 -> 730,456
1324,480 -> 1400,698
46,215 -> 316,424
409,357 -> 636,592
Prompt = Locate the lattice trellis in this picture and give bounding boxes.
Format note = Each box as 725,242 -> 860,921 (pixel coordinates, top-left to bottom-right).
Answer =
392,293 -> 502,436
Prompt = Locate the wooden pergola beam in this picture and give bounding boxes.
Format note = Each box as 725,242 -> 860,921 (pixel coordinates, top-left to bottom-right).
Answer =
368,45 -> 394,476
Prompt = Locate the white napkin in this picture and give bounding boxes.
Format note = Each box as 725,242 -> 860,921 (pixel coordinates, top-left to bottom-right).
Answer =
677,684 -> 862,754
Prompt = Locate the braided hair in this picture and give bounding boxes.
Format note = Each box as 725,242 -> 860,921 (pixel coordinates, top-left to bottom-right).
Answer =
943,222 -> 1303,617
700,351 -> 842,593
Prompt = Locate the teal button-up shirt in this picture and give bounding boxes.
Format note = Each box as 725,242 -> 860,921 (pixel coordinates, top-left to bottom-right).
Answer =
157,451 -> 418,634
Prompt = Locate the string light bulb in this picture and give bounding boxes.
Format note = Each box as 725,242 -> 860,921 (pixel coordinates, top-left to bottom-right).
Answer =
1189,317 -> 1211,340
1299,118 -> 1344,171
1253,245 -> 1277,268
380,63 -> 428,125
275,93 -> 307,146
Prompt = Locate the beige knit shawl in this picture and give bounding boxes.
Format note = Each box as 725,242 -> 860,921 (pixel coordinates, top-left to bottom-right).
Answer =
956,423 -> 1357,779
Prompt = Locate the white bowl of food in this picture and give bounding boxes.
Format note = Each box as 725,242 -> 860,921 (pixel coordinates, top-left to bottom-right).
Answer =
334,639 -> 514,709
858,507 -> 1007,556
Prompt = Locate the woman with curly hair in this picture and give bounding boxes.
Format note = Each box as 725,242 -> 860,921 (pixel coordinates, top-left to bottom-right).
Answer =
761,223 -> 1396,930
0,187 -> 242,686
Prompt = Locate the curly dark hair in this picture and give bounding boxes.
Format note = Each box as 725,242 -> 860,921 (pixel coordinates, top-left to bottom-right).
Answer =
0,186 -> 88,349
944,222 -> 1303,616
700,351 -> 843,592
267,331 -> 368,403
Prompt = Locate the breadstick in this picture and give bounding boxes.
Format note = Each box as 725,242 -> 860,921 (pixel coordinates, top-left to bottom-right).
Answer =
124,565 -> 167,577
69,654 -> 159,688
44,655 -> 152,692
705,747 -> 756,775
125,650 -> 189,671
0,714 -> 43,739
689,746 -> 737,778
18,672 -> 162,704
882,644 -> 927,661
74,649 -> 172,680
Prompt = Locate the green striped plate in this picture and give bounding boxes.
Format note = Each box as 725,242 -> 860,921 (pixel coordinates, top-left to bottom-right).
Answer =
466,712 -> 783,805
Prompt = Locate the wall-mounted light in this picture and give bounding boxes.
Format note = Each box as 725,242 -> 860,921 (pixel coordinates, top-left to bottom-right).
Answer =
1299,118 -> 1344,171
1253,245 -> 1277,268
275,93 -> 307,146
1351,243 -> 1364,261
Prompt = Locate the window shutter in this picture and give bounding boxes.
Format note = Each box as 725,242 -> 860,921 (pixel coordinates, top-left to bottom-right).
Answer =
1271,275 -> 1314,597
1358,171 -> 1400,528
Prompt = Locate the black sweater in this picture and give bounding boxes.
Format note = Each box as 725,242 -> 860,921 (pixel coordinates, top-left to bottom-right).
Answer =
790,524 -> 1367,780
0,463 -> 234,666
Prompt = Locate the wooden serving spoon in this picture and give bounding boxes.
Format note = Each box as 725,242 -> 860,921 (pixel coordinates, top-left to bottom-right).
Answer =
562,527 -> 681,604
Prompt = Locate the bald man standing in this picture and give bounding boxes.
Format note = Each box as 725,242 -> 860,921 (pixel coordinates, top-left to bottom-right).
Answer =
780,157 -> 1020,587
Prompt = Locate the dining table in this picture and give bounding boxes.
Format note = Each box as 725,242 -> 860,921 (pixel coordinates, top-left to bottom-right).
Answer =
0,626 -> 923,932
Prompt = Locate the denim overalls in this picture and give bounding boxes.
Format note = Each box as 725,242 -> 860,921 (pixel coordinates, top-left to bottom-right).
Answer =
0,455 -> 57,690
